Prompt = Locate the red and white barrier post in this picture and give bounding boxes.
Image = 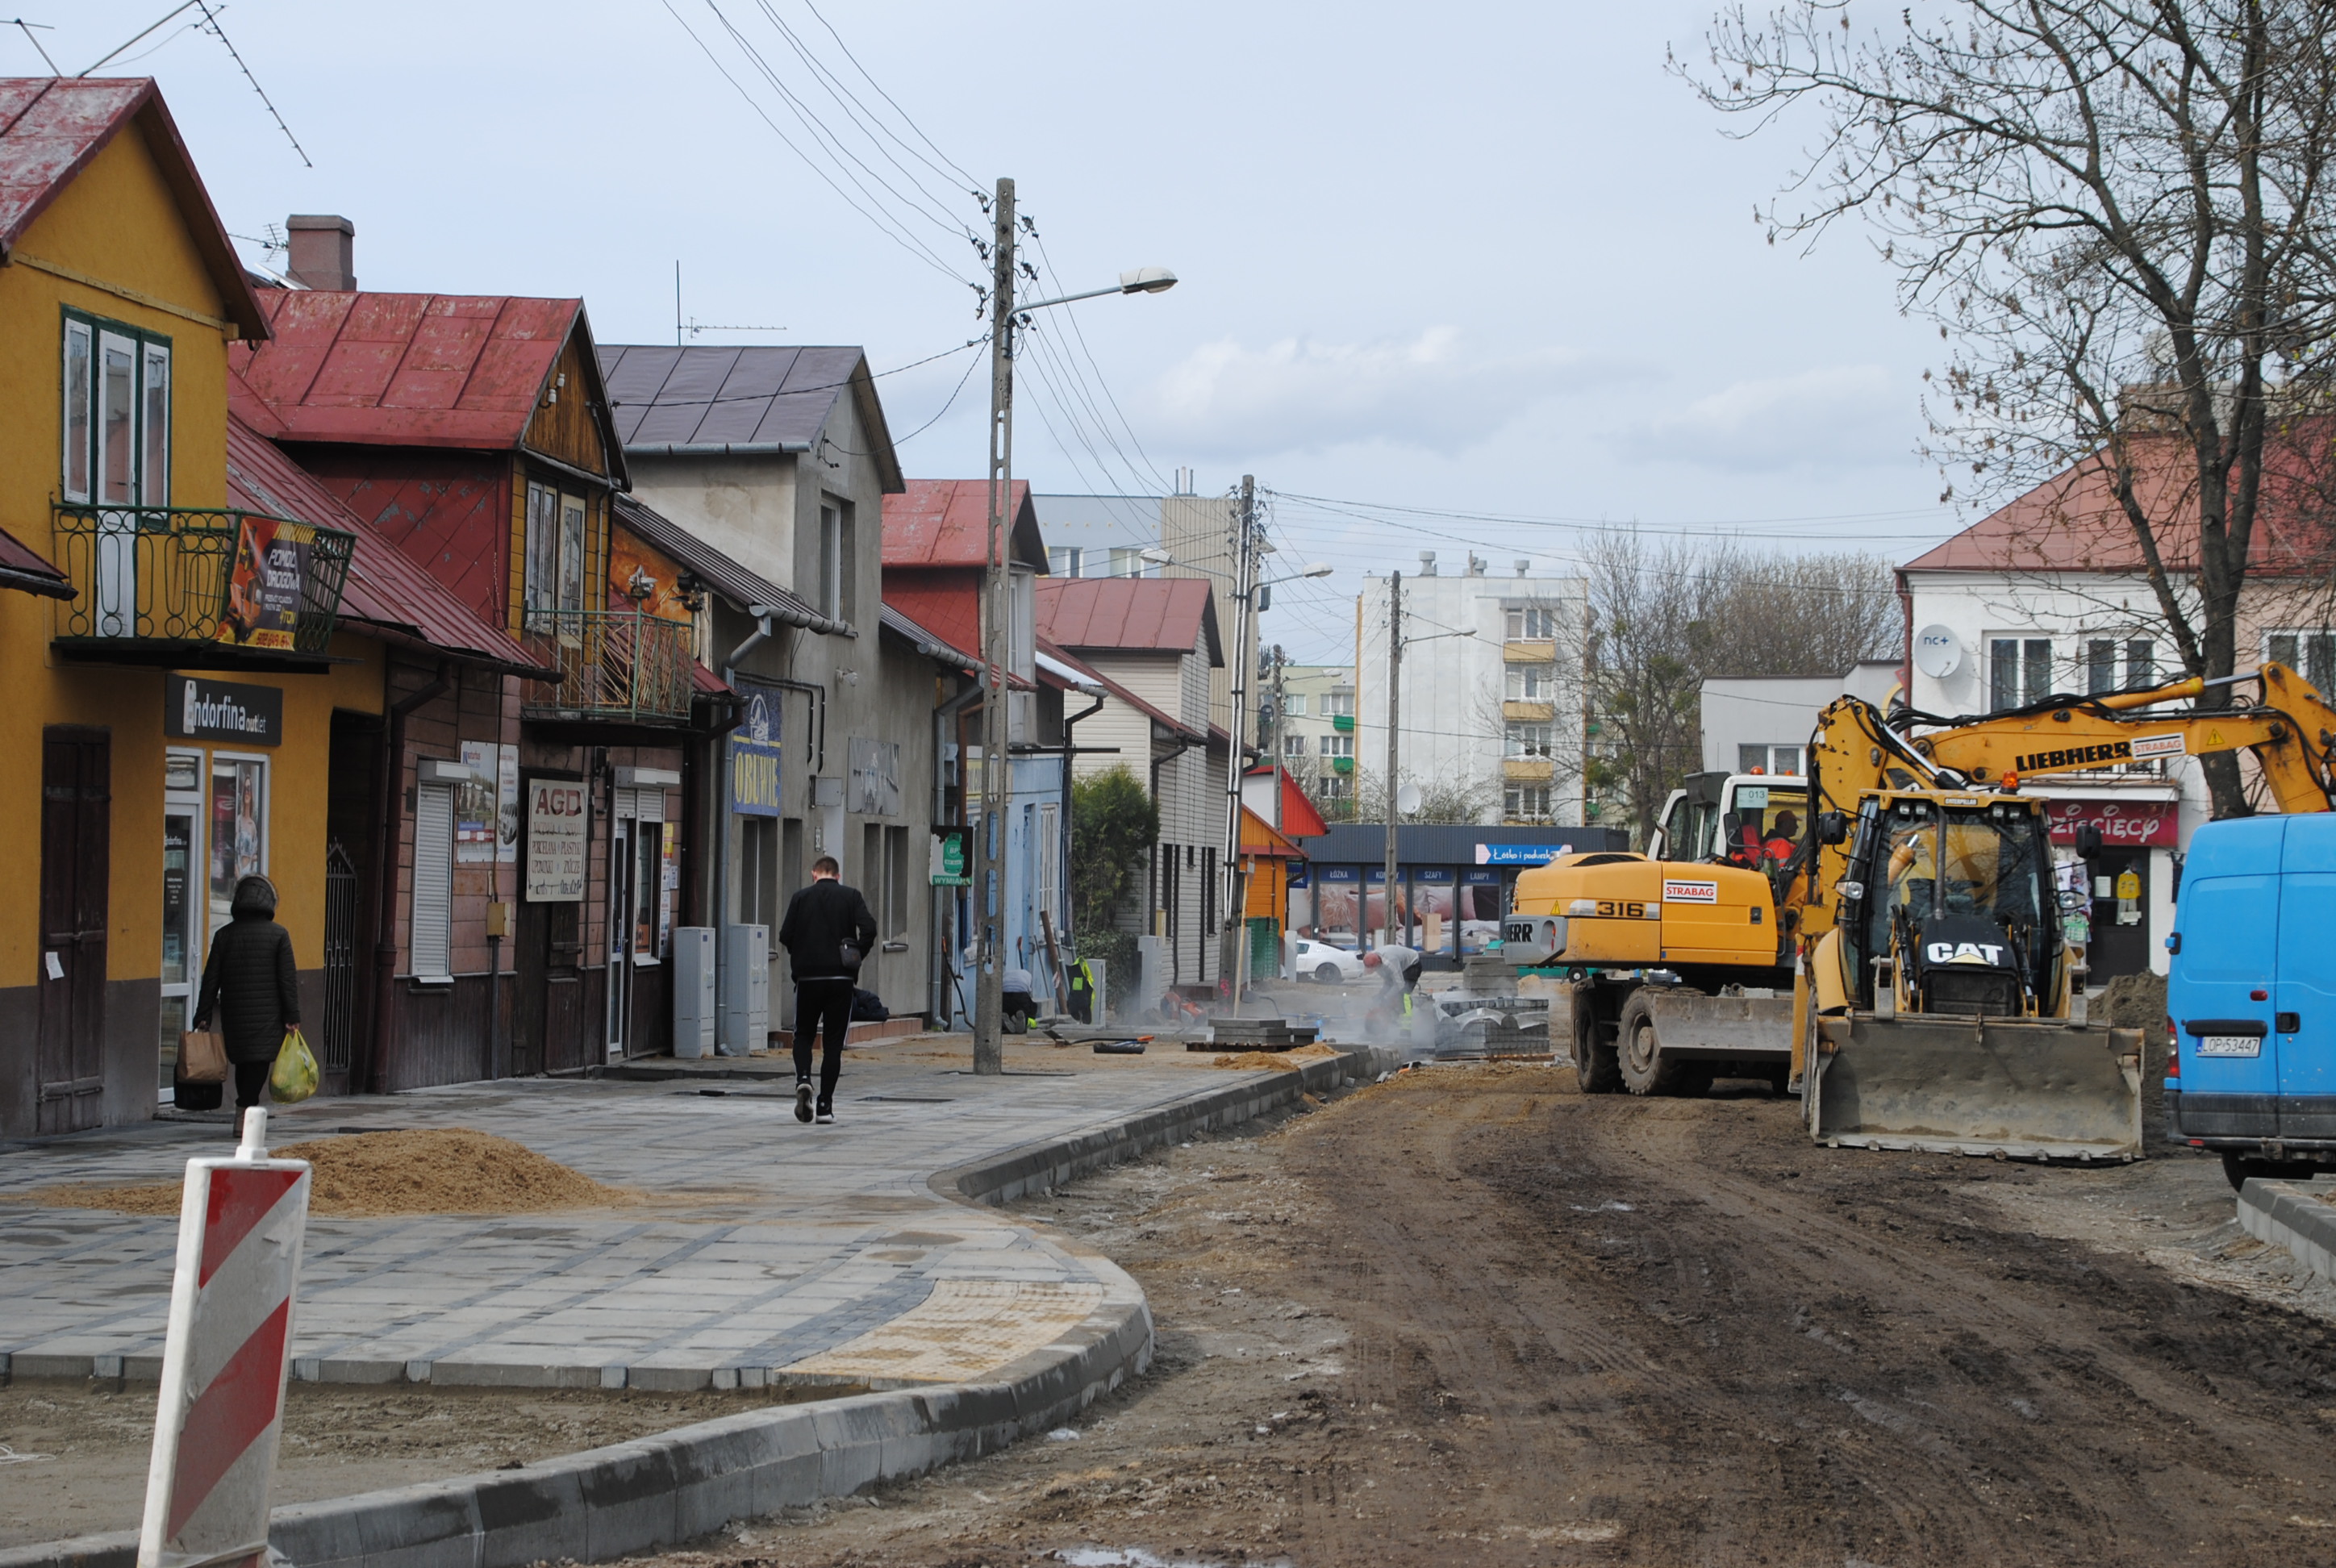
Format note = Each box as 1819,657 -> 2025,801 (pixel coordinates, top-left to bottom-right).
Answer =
138,1106 -> 313,1568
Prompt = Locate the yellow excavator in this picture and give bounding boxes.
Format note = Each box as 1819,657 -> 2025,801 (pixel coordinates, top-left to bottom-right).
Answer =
1504,663 -> 2336,1160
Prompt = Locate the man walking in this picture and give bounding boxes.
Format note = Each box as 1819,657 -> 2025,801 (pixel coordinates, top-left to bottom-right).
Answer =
778,855 -> 878,1125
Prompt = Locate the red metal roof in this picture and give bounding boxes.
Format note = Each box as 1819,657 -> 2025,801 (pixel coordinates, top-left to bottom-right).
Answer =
882,478 -> 1045,569
1904,431 -> 2336,575
0,77 -> 267,337
229,291 -> 619,464
0,523 -> 70,599
225,414 -> 551,674
1036,575 -> 1221,665
1037,635 -> 1200,740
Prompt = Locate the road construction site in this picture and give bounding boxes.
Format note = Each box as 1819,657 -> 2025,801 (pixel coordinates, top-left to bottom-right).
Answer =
633,1062 -> 2336,1568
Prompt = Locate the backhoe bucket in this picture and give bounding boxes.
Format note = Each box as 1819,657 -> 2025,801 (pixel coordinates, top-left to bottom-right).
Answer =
1805,1015 -> 2143,1161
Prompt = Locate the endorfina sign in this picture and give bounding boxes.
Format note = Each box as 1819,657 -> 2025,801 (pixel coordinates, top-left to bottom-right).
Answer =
165,675 -> 282,746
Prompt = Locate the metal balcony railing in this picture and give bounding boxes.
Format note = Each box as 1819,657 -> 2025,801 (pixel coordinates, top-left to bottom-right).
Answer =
519,607 -> 695,723
52,504 -> 356,656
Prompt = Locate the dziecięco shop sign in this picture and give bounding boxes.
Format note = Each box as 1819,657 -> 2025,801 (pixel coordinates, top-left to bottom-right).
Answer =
165,675 -> 282,746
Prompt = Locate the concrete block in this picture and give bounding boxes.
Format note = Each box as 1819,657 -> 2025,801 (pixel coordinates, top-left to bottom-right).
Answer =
578,1441 -> 680,1562
0,1528 -> 139,1568
624,1365 -> 714,1393
8,1355 -> 93,1380
598,1365 -> 628,1391
471,1466 -> 588,1568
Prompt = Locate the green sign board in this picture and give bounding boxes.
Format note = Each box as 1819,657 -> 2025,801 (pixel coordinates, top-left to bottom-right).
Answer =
929,828 -> 969,886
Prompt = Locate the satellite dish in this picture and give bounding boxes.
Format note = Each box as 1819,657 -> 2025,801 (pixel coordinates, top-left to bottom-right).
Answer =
1396,782 -> 1423,815
1913,624 -> 1963,680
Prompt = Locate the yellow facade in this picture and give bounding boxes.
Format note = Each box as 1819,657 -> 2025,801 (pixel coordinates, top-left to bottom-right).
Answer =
0,101 -> 382,1135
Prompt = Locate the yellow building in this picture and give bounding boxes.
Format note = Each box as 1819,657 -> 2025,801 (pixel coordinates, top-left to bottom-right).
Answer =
0,78 -> 377,1136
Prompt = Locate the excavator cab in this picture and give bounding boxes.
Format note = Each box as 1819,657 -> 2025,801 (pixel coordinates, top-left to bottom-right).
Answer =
1840,795 -> 2059,1017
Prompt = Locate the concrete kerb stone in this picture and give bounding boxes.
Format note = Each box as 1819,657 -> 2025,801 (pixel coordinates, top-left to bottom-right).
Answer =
0,1048 -> 1391,1568
2238,1178 -> 2336,1282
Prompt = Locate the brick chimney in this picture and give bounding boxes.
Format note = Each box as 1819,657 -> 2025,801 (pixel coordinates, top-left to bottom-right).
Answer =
284,214 -> 355,290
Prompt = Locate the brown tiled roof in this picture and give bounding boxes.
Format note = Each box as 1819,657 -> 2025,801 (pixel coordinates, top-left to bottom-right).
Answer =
1035,575 -> 1221,665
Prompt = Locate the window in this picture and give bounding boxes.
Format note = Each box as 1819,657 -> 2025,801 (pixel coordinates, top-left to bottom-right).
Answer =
817,498 -> 857,621
1506,664 -> 1551,701
523,482 -> 588,624
886,824 -> 910,937
1048,545 -> 1083,578
1320,734 -> 1354,758
2126,640 -> 2155,690
1108,546 -> 1145,579
1989,637 -> 2054,711
61,311 -> 171,507
2267,630 -> 2336,693
2088,640 -> 2117,695
1037,802 -> 1061,933
411,782 -> 453,982
1319,774 -> 1354,800
1507,723 -> 1552,758
1505,784 -> 1554,822
1506,603 -> 1558,640
1283,733 -> 1308,758
1324,690 -> 1355,718
1283,693 -> 1307,716
1203,846 -> 1217,936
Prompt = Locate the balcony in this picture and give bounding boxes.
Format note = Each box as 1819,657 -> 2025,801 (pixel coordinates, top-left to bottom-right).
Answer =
519,607 -> 696,726
52,504 -> 356,670
1331,754 -> 1355,774
1504,757 -> 1554,782
1502,638 -> 1558,663
1332,712 -> 1355,732
1503,699 -> 1554,723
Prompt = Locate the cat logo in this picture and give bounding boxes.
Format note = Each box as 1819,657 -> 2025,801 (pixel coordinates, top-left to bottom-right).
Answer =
1925,940 -> 2006,965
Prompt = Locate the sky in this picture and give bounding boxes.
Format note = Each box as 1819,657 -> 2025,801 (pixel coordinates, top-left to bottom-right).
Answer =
15,1 -> 1971,663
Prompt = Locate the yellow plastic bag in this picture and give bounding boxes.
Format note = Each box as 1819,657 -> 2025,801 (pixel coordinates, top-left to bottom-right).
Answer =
269,1025 -> 319,1104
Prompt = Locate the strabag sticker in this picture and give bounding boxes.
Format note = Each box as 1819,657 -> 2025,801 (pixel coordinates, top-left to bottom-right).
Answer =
1662,879 -> 1720,904
2129,732 -> 2187,761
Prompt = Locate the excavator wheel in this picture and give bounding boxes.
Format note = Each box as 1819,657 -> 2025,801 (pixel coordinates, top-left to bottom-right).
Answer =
1571,999 -> 1623,1095
1617,991 -> 1691,1097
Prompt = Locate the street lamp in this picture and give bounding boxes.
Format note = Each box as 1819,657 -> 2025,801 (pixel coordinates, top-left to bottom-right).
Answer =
974,175 -> 1174,1076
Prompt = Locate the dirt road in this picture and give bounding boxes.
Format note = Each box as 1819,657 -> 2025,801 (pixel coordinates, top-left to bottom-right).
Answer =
653,1064 -> 2336,1567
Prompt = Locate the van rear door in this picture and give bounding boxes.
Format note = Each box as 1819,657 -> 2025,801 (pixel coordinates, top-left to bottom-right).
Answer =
2170,818 -> 2284,1140
2277,817 -> 2336,1139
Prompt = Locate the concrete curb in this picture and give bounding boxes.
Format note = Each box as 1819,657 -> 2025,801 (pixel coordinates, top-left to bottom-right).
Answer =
2237,1177 -> 2336,1282
0,1048 -> 1395,1568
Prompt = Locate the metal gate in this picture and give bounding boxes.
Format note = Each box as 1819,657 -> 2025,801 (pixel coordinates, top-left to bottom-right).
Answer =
321,837 -> 358,1076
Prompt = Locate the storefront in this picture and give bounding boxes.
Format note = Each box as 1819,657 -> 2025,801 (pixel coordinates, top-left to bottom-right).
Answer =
1287,824 -> 1629,969
2035,787 -> 2179,982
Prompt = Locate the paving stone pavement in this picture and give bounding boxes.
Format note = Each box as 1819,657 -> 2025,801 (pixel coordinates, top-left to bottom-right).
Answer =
0,1050 -> 1274,1391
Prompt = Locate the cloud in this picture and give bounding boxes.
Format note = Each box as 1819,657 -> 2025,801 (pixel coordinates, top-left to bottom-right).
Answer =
1133,327 -> 1589,457
1621,365 -> 1913,473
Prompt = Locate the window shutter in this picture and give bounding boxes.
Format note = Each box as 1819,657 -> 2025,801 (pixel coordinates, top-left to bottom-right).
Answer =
412,783 -> 453,979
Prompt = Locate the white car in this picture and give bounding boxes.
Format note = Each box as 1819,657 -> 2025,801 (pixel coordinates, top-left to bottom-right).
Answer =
1291,939 -> 1368,985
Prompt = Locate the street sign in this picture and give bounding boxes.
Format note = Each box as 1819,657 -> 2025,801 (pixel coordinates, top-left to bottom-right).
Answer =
1475,842 -> 1572,866
930,827 -> 969,886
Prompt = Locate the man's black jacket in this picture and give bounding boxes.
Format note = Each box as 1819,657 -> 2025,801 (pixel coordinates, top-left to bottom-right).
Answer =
778,878 -> 878,982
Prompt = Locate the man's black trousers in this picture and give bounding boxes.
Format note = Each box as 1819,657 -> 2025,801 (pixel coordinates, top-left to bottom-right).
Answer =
793,978 -> 854,1104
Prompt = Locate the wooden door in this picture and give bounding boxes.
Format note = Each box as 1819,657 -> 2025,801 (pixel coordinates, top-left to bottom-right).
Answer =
39,728 -> 110,1134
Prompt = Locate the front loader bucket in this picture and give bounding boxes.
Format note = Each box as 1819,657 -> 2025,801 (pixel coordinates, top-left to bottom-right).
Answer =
1806,1015 -> 2143,1161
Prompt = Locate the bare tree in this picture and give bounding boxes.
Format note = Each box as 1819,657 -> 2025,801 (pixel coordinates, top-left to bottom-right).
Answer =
1585,532 -> 1902,841
1683,1 -> 2336,816
1353,765 -> 1502,826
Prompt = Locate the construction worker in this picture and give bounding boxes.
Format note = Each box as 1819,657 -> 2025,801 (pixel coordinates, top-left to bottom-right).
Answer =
1362,943 -> 1422,1042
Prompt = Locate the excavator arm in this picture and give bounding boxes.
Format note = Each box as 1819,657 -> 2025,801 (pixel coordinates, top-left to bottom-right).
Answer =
1904,661 -> 2336,815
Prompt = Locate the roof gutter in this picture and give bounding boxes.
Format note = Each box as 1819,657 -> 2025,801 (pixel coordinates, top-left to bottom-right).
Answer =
624,442 -> 816,458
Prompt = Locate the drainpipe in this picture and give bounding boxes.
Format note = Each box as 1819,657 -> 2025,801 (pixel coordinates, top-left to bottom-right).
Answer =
366,661 -> 452,1095
715,611 -> 777,955
930,677 -> 985,1027
1895,567 -> 1916,713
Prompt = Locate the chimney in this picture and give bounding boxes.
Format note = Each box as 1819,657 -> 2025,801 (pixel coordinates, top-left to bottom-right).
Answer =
1466,553 -> 1487,576
1515,558 -> 1530,578
285,215 -> 355,290
1172,465 -> 1196,496
1419,551 -> 1437,576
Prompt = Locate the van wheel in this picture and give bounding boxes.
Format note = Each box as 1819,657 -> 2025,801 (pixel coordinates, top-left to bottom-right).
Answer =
1571,1003 -> 1621,1095
2222,1153 -> 2321,1191
1617,992 -> 1689,1096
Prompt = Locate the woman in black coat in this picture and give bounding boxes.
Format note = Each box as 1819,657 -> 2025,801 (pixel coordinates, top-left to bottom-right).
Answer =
193,875 -> 300,1128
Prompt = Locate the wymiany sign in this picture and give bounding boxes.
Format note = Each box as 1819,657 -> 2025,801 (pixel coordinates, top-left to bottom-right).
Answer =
165,675 -> 282,746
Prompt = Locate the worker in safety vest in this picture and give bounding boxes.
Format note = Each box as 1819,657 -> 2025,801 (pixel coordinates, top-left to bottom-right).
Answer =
1361,945 -> 1421,1041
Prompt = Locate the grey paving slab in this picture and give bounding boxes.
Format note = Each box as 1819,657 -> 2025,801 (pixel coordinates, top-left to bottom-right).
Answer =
0,1049 -> 1298,1390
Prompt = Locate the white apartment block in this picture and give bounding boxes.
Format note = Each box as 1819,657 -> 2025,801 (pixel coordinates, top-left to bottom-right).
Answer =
1357,553 -> 1589,828
1267,663 -> 1359,815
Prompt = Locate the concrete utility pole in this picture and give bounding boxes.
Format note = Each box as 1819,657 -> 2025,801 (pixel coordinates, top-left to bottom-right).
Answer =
974,176 -> 1016,1077
1383,569 -> 1401,951
1218,474 -> 1258,1003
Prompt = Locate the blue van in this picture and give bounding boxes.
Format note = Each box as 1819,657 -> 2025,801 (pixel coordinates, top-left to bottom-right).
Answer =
2165,814 -> 2336,1187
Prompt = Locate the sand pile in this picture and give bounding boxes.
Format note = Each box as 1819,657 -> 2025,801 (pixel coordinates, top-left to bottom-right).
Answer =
19,1128 -> 635,1218
1212,1043 -> 1339,1070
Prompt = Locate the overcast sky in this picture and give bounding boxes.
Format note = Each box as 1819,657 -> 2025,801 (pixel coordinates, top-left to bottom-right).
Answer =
23,1 -> 1967,661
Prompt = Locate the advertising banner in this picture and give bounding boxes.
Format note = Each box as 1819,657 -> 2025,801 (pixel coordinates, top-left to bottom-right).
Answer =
2045,799 -> 2175,848
525,776 -> 588,902
456,742 -> 499,864
216,515 -> 306,651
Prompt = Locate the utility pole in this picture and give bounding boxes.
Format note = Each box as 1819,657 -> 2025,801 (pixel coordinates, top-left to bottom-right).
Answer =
973,177 -> 1016,1077
1219,474 -> 1258,1006
1383,569 -> 1401,951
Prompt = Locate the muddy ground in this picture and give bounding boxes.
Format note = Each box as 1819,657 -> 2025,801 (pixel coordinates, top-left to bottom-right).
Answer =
645,1063 -> 2336,1567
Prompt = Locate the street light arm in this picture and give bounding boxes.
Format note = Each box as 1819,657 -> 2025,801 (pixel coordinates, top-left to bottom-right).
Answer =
1016,267 -> 1178,317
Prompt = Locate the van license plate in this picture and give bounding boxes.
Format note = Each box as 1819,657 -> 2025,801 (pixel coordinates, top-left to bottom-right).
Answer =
2197,1036 -> 2263,1057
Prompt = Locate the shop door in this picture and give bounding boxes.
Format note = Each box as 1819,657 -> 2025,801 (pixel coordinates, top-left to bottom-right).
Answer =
158,750 -> 202,1101
2087,848 -> 2151,982
605,789 -> 663,1057
39,728 -> 110,1134
607,812 -> 636,1057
